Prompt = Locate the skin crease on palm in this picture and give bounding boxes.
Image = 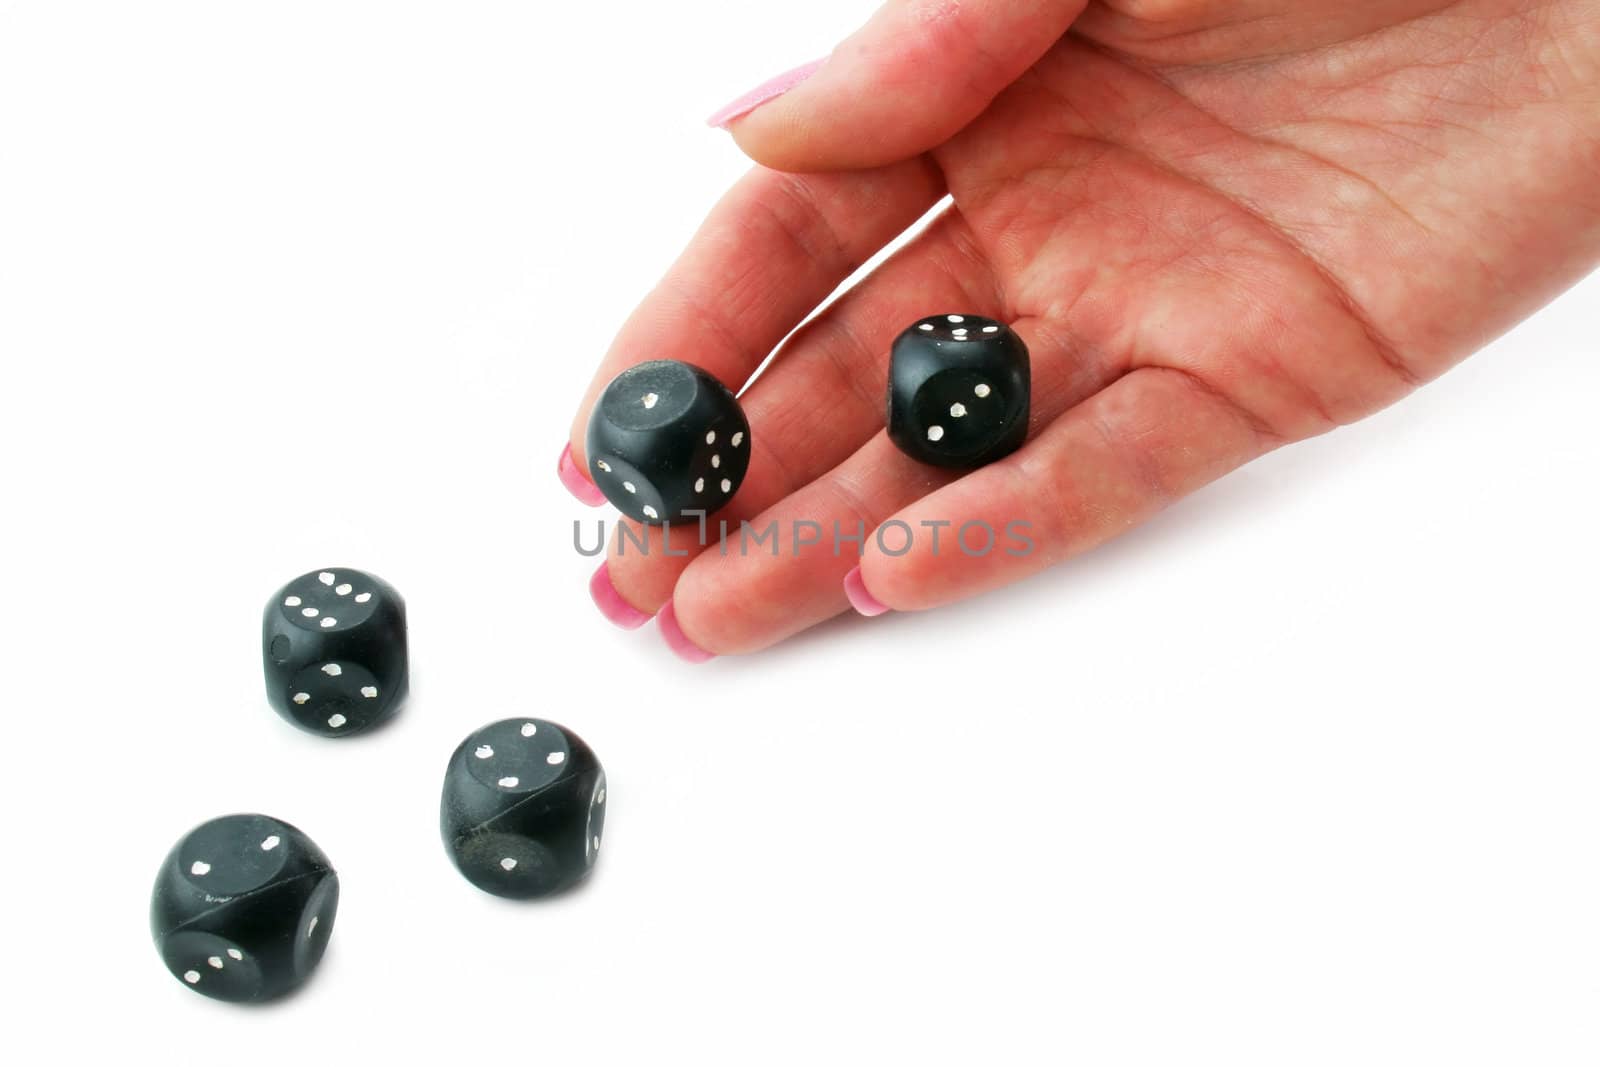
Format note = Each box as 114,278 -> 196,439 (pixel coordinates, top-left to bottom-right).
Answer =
565,0 -> 1600,657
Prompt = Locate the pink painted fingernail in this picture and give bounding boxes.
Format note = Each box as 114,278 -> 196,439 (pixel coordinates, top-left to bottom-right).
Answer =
843,565 -> 890,617
590,563 -> 653,630
558,443 -> 607,507
657,600 -> 715,664
706,57 -> 826,129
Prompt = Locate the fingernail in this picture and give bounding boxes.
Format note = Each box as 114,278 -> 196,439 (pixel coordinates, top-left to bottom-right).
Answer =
558,443 -> 607,507
706,57 -> 826,129
843,565 -> 891,617
657,599 -> 715,664
590,563 -> 653,630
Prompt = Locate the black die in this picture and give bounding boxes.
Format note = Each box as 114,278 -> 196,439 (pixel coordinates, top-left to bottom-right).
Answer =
586,360 -> 750,525
888,314 -> 1030,468
150,813 -> 338,1003
440,718 -> 606,899
262,567 -> 407,737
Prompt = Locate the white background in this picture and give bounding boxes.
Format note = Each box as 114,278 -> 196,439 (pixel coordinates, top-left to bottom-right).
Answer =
2,2 -> 1597,1064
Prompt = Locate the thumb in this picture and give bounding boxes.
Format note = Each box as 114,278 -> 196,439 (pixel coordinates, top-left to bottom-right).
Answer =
708,0 -> 1088,172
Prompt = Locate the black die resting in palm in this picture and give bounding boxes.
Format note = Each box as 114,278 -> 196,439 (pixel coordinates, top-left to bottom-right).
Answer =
586,359 -> 751,525
150,813 -> 338,1003
440,718 -> 607,899
888,315 -> 1030,468
262,568 -> 407,737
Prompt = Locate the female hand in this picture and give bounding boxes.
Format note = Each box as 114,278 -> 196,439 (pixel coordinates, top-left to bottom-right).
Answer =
561,0 -> 1600,660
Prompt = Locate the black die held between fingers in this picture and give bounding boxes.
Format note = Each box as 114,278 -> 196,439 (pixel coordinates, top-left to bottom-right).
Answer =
586,360 -> 751,525
151,813 -> 339,1003
888,315 -> 1030,469
262,568 -> 408,737
441,718 -> 607,899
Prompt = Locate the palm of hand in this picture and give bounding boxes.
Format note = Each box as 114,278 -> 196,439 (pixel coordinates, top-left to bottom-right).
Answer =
943,0 -> 1597,447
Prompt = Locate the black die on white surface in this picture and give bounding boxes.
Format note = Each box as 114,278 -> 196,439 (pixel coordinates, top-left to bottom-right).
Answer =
586,360 -> 751,525
150,814 -> 338,1003
262,568 -> 407,737
888,314 -> 1030,469
440,718 -> 607,899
